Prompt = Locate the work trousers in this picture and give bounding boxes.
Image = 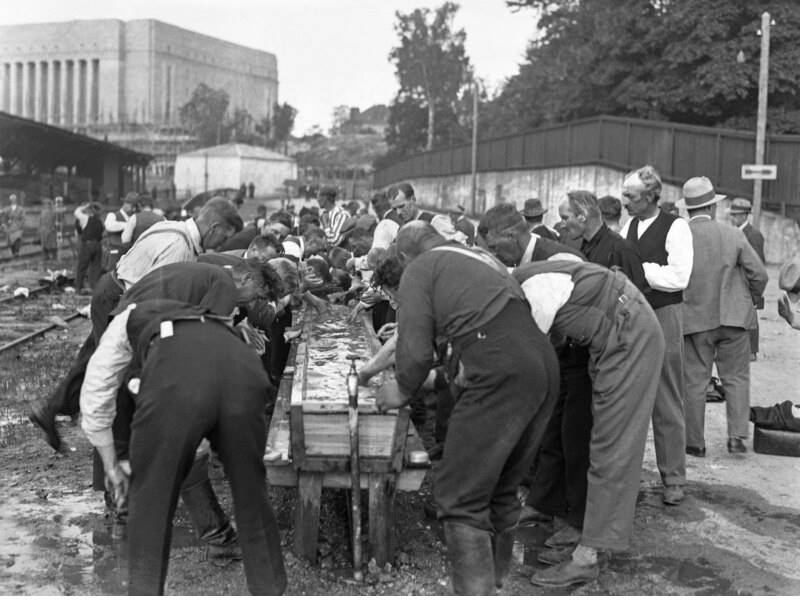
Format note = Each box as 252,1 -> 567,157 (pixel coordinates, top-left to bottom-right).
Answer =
75,239 -> 102,290
46,272 -> 124,418
684,326 -> 751,448
10,236 -> 22,257
525,346 -> 593,529
651,303 -> 687,486
435,300 -> 559,533
581,289 -> 665,551
748,321 -> 759,354
127,321 -> 286,595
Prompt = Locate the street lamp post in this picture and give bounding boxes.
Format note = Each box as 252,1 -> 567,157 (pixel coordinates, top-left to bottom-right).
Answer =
470,79 -> 479,216
752,11 -> 771,229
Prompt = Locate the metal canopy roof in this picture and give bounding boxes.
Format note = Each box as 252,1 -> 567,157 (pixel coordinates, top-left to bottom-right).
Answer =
0,111 -> 151,170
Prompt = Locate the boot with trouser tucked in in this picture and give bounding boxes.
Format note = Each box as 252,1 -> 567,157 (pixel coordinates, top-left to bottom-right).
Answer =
444,521 -> 495,595
492,528 -> 515,589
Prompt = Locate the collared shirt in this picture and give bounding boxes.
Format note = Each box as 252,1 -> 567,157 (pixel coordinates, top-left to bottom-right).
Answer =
320,204 -> 349,246
581,223 -> 647,291
115,218 -> 203,289
395,244 -> 523,396
73,206 -> 89,230
353,218 -> 400,271
620,213 -> 693,292
521,234 -> 584,265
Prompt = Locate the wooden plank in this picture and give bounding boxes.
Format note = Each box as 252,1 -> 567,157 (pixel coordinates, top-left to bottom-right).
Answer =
267,464 -> 428,492
295,456 -> 393,474
294,472 -> 323,563
289,336 -> 308,465
302,413 -> 397,457
368,473 -> 396,566
390,407 -> 411,472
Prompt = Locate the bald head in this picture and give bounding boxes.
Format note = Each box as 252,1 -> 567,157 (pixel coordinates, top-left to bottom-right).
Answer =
396,221 -> 446,264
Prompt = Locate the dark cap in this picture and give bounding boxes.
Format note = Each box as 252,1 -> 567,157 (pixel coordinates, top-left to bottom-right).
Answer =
729,198 -> 752,214
521,198 -> 545,218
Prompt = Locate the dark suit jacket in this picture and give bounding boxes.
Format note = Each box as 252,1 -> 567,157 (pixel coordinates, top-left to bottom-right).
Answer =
683,218 -> 768,335
742,223 -> 766,309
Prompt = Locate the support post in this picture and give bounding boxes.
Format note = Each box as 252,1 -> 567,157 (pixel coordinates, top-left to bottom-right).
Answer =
752,11 -> 771,229
470,79 -> 479,215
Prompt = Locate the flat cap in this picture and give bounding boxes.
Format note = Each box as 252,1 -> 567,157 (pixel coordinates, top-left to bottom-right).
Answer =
318,185 -> 338,198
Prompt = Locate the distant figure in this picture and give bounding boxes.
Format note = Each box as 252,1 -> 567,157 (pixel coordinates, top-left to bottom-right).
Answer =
521,198 -> 559,240
598,195 -> 622,233
104,192 -> 136,270
75,202 -> 104,293
728,197 -> 766,360
4,194 -> 25,257
449,205 -> 475,246
39,198 -> 58,260
248,182 -> 255,199
254,205 -> 268,231
121,196 -> 166,246
660,200 -> 680,216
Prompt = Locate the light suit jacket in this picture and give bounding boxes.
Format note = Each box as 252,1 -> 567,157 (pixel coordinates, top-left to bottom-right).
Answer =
683,217 -> 768,335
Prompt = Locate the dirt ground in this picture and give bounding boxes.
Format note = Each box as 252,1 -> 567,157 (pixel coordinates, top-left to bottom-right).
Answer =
0,263 -> 799,595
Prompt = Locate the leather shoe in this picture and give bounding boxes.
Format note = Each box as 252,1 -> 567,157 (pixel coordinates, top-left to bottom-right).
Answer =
530,558 -> 599,587
727,437 -> 747,453
544,524 -> 581,548
28,404 -> 62,452
685,445 -> 706,457
538,545 -> 574,566
662,485 -> 684,506
516,505 -> 553,527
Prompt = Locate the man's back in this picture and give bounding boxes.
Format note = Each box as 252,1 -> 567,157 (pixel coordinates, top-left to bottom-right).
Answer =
683,218 -> 768,335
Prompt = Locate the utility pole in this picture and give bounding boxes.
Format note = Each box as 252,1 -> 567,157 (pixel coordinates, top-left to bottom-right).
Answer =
204,153 -> 209,195
752,11 -> 771,229
470,79 -> 479,215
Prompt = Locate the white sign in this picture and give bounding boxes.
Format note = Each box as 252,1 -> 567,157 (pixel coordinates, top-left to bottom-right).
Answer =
741,164 -> 777,180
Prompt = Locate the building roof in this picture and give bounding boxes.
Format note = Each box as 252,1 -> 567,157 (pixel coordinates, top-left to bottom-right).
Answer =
0,111 -> 151,169
179,143 -> 294,162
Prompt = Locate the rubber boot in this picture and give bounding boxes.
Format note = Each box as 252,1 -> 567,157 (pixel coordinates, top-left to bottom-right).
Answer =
180,457 -> 242,560
492,528 -> 515,589
443,521 -> 495,595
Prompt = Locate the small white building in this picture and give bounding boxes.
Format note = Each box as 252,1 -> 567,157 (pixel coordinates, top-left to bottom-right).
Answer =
174,143 -> 297,198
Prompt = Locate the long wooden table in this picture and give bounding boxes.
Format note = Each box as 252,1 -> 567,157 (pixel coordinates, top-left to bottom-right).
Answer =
264,308 -> 428,566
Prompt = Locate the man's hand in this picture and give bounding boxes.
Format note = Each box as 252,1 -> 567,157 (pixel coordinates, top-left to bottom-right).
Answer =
778,293 -> 798,328
376,322 -> 397,342
348,302 -> 366,324
376,379 -> 407,413
105,462 -> 130,512
238,320 -> 267,354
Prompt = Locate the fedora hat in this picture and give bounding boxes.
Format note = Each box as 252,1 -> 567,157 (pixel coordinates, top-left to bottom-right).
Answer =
521,198 -> 545,218
778,257 -> 800,292
729,197 -> 752,214
679,176 -> 725,210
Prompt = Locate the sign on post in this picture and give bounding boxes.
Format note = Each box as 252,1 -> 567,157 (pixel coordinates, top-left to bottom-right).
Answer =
741,164 -> 777,180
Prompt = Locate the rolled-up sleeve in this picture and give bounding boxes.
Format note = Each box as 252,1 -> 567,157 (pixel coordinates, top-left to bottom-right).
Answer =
395,266 -> 435,398
643,218 -> 693,292
80,305 -> 135,448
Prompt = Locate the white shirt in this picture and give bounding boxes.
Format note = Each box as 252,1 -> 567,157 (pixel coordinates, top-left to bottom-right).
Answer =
104,209 -> 129,233
520,234 -> 584,265
354,218 -> 400,271
73,206 -> 89,229
80,304 -> 136,448
115,219 -> 203,289
520,273 -> 574,334
620,214 -> 693,292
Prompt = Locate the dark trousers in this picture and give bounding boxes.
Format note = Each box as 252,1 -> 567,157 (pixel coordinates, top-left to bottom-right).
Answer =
748,320 -> 759,354
10,236 -> 22,257
370,300 -> 396,333
76,239 -> 102,290
127,321 -> 286,595
45,272 -> 124,418
435,300 -> 559,533
525,346 -> 593,529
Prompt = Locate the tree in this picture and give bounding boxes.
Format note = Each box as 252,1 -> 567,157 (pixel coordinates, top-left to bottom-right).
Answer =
388,2 -> 473,153
490,0 -> 800,134
179,83 -> 230,146
330,105 -> 351,135
272,102 -> 297,153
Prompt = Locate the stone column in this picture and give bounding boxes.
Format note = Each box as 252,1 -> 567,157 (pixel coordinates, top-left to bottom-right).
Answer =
87,58 -> 96,123
34,62 -> 43,122
47,61 -> 57,124
22,61 -> 31,118
60,61 -> 69,125
9,63 -> 18,114
73,60 -> 81,126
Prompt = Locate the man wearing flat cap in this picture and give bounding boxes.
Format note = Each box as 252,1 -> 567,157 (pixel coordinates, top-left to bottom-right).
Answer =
680,176 -> 768,456
729,197 -> 766,359
522,198 -> 559,240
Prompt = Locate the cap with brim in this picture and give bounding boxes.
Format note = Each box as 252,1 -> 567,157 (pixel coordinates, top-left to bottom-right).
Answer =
778,258 -> 800,292
678,176 -> 725,210
729,198 -> 752,214
521,198 -> 545,218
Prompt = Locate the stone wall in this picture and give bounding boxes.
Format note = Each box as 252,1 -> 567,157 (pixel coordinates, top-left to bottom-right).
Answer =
400,164 -> 800,264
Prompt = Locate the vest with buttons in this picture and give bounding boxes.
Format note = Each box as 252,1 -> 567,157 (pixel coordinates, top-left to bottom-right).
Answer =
625,211 -> 683,309
131,211 -> 164,244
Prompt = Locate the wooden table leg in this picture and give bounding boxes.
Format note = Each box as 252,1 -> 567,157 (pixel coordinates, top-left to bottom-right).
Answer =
368,473 -> 397,566
294,471 -> 323,563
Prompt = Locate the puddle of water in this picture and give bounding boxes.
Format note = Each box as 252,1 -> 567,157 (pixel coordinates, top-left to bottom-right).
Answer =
607,554 -> 733,594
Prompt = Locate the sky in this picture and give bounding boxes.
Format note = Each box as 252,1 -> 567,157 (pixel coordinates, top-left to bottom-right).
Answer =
0,0 -> 539,135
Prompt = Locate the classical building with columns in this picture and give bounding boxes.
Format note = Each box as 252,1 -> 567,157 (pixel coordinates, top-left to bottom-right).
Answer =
0,19 -> 278,189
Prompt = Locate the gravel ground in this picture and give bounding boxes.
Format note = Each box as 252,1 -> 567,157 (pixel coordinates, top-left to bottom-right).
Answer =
0,264 -> 798,595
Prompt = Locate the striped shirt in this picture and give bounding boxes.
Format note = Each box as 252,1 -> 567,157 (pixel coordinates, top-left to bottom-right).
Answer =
320,204 -> 348,246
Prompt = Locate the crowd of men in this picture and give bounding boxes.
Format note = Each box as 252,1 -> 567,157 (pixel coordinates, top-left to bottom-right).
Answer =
23,166 -> 796,594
